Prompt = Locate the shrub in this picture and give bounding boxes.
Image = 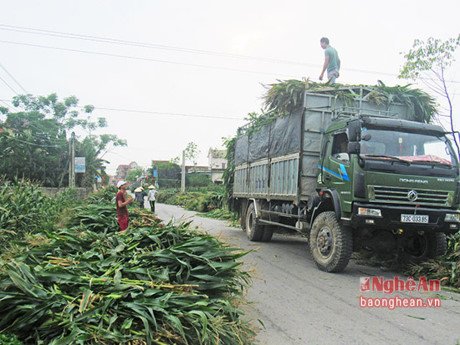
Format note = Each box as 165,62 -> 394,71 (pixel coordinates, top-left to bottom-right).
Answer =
0,179 -> 58,249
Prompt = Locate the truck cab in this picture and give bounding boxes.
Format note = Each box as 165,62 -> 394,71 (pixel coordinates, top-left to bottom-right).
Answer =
315,115 -> 460,268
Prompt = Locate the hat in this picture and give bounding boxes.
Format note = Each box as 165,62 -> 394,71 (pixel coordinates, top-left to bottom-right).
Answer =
148,185 -> 155,189
134,187 -> 143,192
117,180 -> 127,188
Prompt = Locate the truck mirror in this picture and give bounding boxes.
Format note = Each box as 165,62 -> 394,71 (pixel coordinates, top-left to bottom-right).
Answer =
348,121 -> 361,141
348,142 -> 360,154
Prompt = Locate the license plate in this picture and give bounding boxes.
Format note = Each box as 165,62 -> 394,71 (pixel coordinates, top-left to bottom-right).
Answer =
401,214 -> 429,223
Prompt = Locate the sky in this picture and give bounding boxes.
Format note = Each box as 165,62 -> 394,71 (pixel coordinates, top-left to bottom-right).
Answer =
0,0 -> 459,174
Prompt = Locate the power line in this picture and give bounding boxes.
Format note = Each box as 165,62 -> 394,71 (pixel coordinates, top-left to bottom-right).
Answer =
0,74 -> 19,95
1,23 -> 460,84
0,24 -> 312,67
0,61 -> 27,93
94,106 -> 243,120
0,98 -> 245,121
0,39 -> 297,79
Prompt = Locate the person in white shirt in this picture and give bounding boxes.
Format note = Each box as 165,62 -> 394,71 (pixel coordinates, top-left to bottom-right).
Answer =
147,185 -> 157,213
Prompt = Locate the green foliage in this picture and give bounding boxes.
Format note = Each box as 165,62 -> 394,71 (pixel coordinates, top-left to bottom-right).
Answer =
76,135 -> 126,188
407,232 -> 460,288
223,136 -> 236,200
0,94 -> 126,187
157,188 -> 224,213
184,141 -> 200,163
0,179 -> 58,249
371,81 -> 437,124
399,35 -> 460,156
399,35 -> 460,80
0,333 -> 22,345
262,79 -> 437,124
125,166 -> 144,182
87,185 -> 118,203
150,161 -> 181,188
186,172 -> 212,187
263,79 -> 319,116
0,193 -> 252,344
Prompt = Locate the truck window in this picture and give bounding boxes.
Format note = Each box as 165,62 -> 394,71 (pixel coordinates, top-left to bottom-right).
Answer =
332,133 -> 349,162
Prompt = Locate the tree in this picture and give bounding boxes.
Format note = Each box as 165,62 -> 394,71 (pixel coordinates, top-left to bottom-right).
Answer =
184,142 -> 200,165
149,161 -> 181,188
399,35 -> 460,155
126,167 -> 144,183
76,134 -> 127,188
0,94 -> 126,187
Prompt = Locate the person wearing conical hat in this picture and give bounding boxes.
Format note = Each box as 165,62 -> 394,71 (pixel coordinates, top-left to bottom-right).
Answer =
147,185 -> 157,213
116,180 -> 133,231
134,186 -> 145,209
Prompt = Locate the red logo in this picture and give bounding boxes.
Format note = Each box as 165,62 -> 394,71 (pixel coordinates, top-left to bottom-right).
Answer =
360,277 -> 370,292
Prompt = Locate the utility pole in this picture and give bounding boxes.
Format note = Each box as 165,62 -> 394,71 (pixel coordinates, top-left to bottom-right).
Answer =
181,149 -> 186,193
68,132 -> 75,188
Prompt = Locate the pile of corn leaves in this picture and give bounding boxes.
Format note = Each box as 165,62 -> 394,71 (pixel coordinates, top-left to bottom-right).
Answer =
0,191 -> 253,344
407,232 -> 460,289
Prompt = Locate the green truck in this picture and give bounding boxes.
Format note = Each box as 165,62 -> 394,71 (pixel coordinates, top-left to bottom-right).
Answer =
231,86 -> 460,272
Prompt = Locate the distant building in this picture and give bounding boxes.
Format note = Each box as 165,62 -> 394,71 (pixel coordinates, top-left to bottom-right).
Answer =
208,148 -> 227,184
128,161 -> 139,170
115,165 -> 129,179
115,161 -> 139,179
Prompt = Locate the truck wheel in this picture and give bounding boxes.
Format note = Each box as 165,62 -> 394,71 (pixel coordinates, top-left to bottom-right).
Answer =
309,211 -> 352,272
427,233 -> 447,258
261,225 -> 274,242
246,203 -> 263,241
402,232 -> 447,262
240,201 -> 248,231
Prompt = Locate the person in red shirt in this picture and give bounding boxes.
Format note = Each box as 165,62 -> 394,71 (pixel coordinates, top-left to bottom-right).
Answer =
116,180 -> 134,231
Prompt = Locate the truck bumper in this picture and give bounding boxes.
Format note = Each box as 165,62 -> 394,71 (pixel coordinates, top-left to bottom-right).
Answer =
351,202 -> 460,234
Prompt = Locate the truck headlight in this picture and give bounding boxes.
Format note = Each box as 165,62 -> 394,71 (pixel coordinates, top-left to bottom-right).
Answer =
445,213 -> 460,222
358,207 -> 382,217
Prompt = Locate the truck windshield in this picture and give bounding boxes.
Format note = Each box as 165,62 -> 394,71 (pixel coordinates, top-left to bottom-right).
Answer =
360,128 -> 456,167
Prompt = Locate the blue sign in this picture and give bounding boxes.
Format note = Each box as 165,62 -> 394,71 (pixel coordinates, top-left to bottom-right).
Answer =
75,157 -> 86,173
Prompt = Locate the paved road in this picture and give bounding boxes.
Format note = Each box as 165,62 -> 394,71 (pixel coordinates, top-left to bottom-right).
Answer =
155,203 -> 460,345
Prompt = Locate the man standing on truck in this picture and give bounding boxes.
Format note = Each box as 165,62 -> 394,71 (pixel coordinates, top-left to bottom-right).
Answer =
319,37 -> 341,84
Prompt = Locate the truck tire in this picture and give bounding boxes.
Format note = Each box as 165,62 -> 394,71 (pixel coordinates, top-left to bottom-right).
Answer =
246,203 -> 263,241
427,232 -> 447,258
309,211 -> 352,272
261,225 -> 274,242
401,232 -> 447,262
240,203 -> 247,231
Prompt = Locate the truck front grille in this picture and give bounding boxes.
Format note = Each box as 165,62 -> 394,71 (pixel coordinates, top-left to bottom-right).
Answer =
369,185 -> 450,206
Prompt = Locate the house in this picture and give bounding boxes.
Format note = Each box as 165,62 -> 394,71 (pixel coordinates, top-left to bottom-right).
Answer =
185,164 -> 209,173
208,148 -> 227,184
115,161 -> 139,179
115,165 -> 130,179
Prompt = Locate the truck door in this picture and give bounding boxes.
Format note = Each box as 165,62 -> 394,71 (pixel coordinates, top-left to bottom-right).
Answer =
322,132 -> 353,213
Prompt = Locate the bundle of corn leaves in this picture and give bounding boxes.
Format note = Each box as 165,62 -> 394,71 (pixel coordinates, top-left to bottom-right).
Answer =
0,198 -> 252,344
407,232 -> 460,289
263,79 -> 437,123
